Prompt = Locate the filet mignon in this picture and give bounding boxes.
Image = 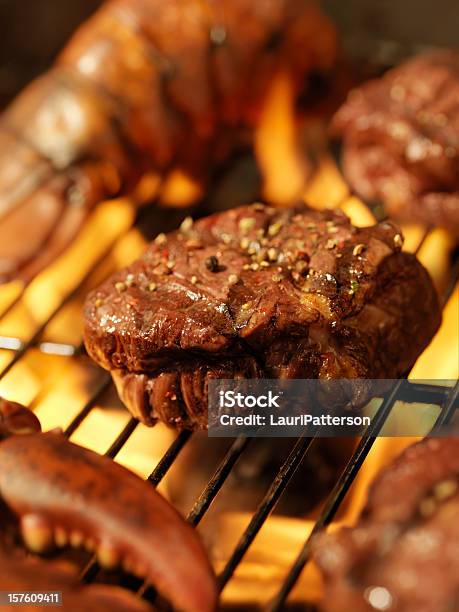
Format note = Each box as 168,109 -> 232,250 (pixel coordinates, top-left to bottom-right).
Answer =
314,437 -> 459,612
84,203 -> 441,429
332,50 -> 459,234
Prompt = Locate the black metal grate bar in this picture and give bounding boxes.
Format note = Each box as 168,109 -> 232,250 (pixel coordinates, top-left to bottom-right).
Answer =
187,436 -> 252,526
397,381 -> 451,404
148,429 -> 193,487
432,381 -> 459,432
105,417 -> 139,459
64,375 -> 112,437
218,431 -> 320,592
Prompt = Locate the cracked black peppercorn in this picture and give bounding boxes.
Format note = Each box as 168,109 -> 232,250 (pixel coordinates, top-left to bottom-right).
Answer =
205,256 -> 220,272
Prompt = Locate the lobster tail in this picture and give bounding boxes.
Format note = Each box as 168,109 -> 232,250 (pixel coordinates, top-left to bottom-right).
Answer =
0,0 -> 338,282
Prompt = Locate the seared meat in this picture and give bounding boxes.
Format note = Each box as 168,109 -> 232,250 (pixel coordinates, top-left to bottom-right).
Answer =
314,437 -> 459,612
332,50 -> 459,234
84,203 -> 440,429
112,357 -> 262,429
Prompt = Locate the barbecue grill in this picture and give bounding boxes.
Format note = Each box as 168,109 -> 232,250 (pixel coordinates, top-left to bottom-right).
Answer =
0,2 -> 458,610
0,152 -> 457,610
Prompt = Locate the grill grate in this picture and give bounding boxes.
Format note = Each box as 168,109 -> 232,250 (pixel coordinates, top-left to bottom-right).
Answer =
0,186 -> 457,611
268,380 -> 459,611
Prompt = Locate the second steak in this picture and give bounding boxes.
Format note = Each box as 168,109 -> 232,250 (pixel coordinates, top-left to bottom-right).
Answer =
314,437 -> 459,612
84,204 -> 441,429
332,50 -> 459,234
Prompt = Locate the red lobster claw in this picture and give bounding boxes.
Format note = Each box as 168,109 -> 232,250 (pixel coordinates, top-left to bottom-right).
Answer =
0,398 -> 41,439
0,407 -> 217,612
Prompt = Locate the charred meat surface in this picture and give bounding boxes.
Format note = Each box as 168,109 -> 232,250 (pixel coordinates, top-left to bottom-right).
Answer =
0,0 -> 338,283
84,203 -> 440,429
332,50 -> 459,234
314,437 -> 459,612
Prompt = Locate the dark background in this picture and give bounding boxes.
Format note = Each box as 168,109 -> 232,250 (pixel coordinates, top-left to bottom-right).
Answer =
0,0 -> 458,104
324,0 -> 459,48
0,0 -> 102,103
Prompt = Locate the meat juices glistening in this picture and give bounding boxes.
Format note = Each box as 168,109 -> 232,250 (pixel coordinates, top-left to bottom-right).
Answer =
0,0 -> 338,283
84,203 -> 441,430
332,49 -> 459,234
314,437 -> 459,612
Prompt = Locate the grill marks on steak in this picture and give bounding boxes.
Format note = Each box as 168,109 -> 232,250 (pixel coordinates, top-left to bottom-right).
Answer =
314,438 -> 459,612
84,204 -> 440,429
332,50 -> 459,234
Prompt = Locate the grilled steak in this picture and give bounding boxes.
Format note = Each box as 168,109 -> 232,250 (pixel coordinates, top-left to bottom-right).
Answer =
84,203 -> 441,429
332,50 -> 459,234
314,437 -> 459,612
